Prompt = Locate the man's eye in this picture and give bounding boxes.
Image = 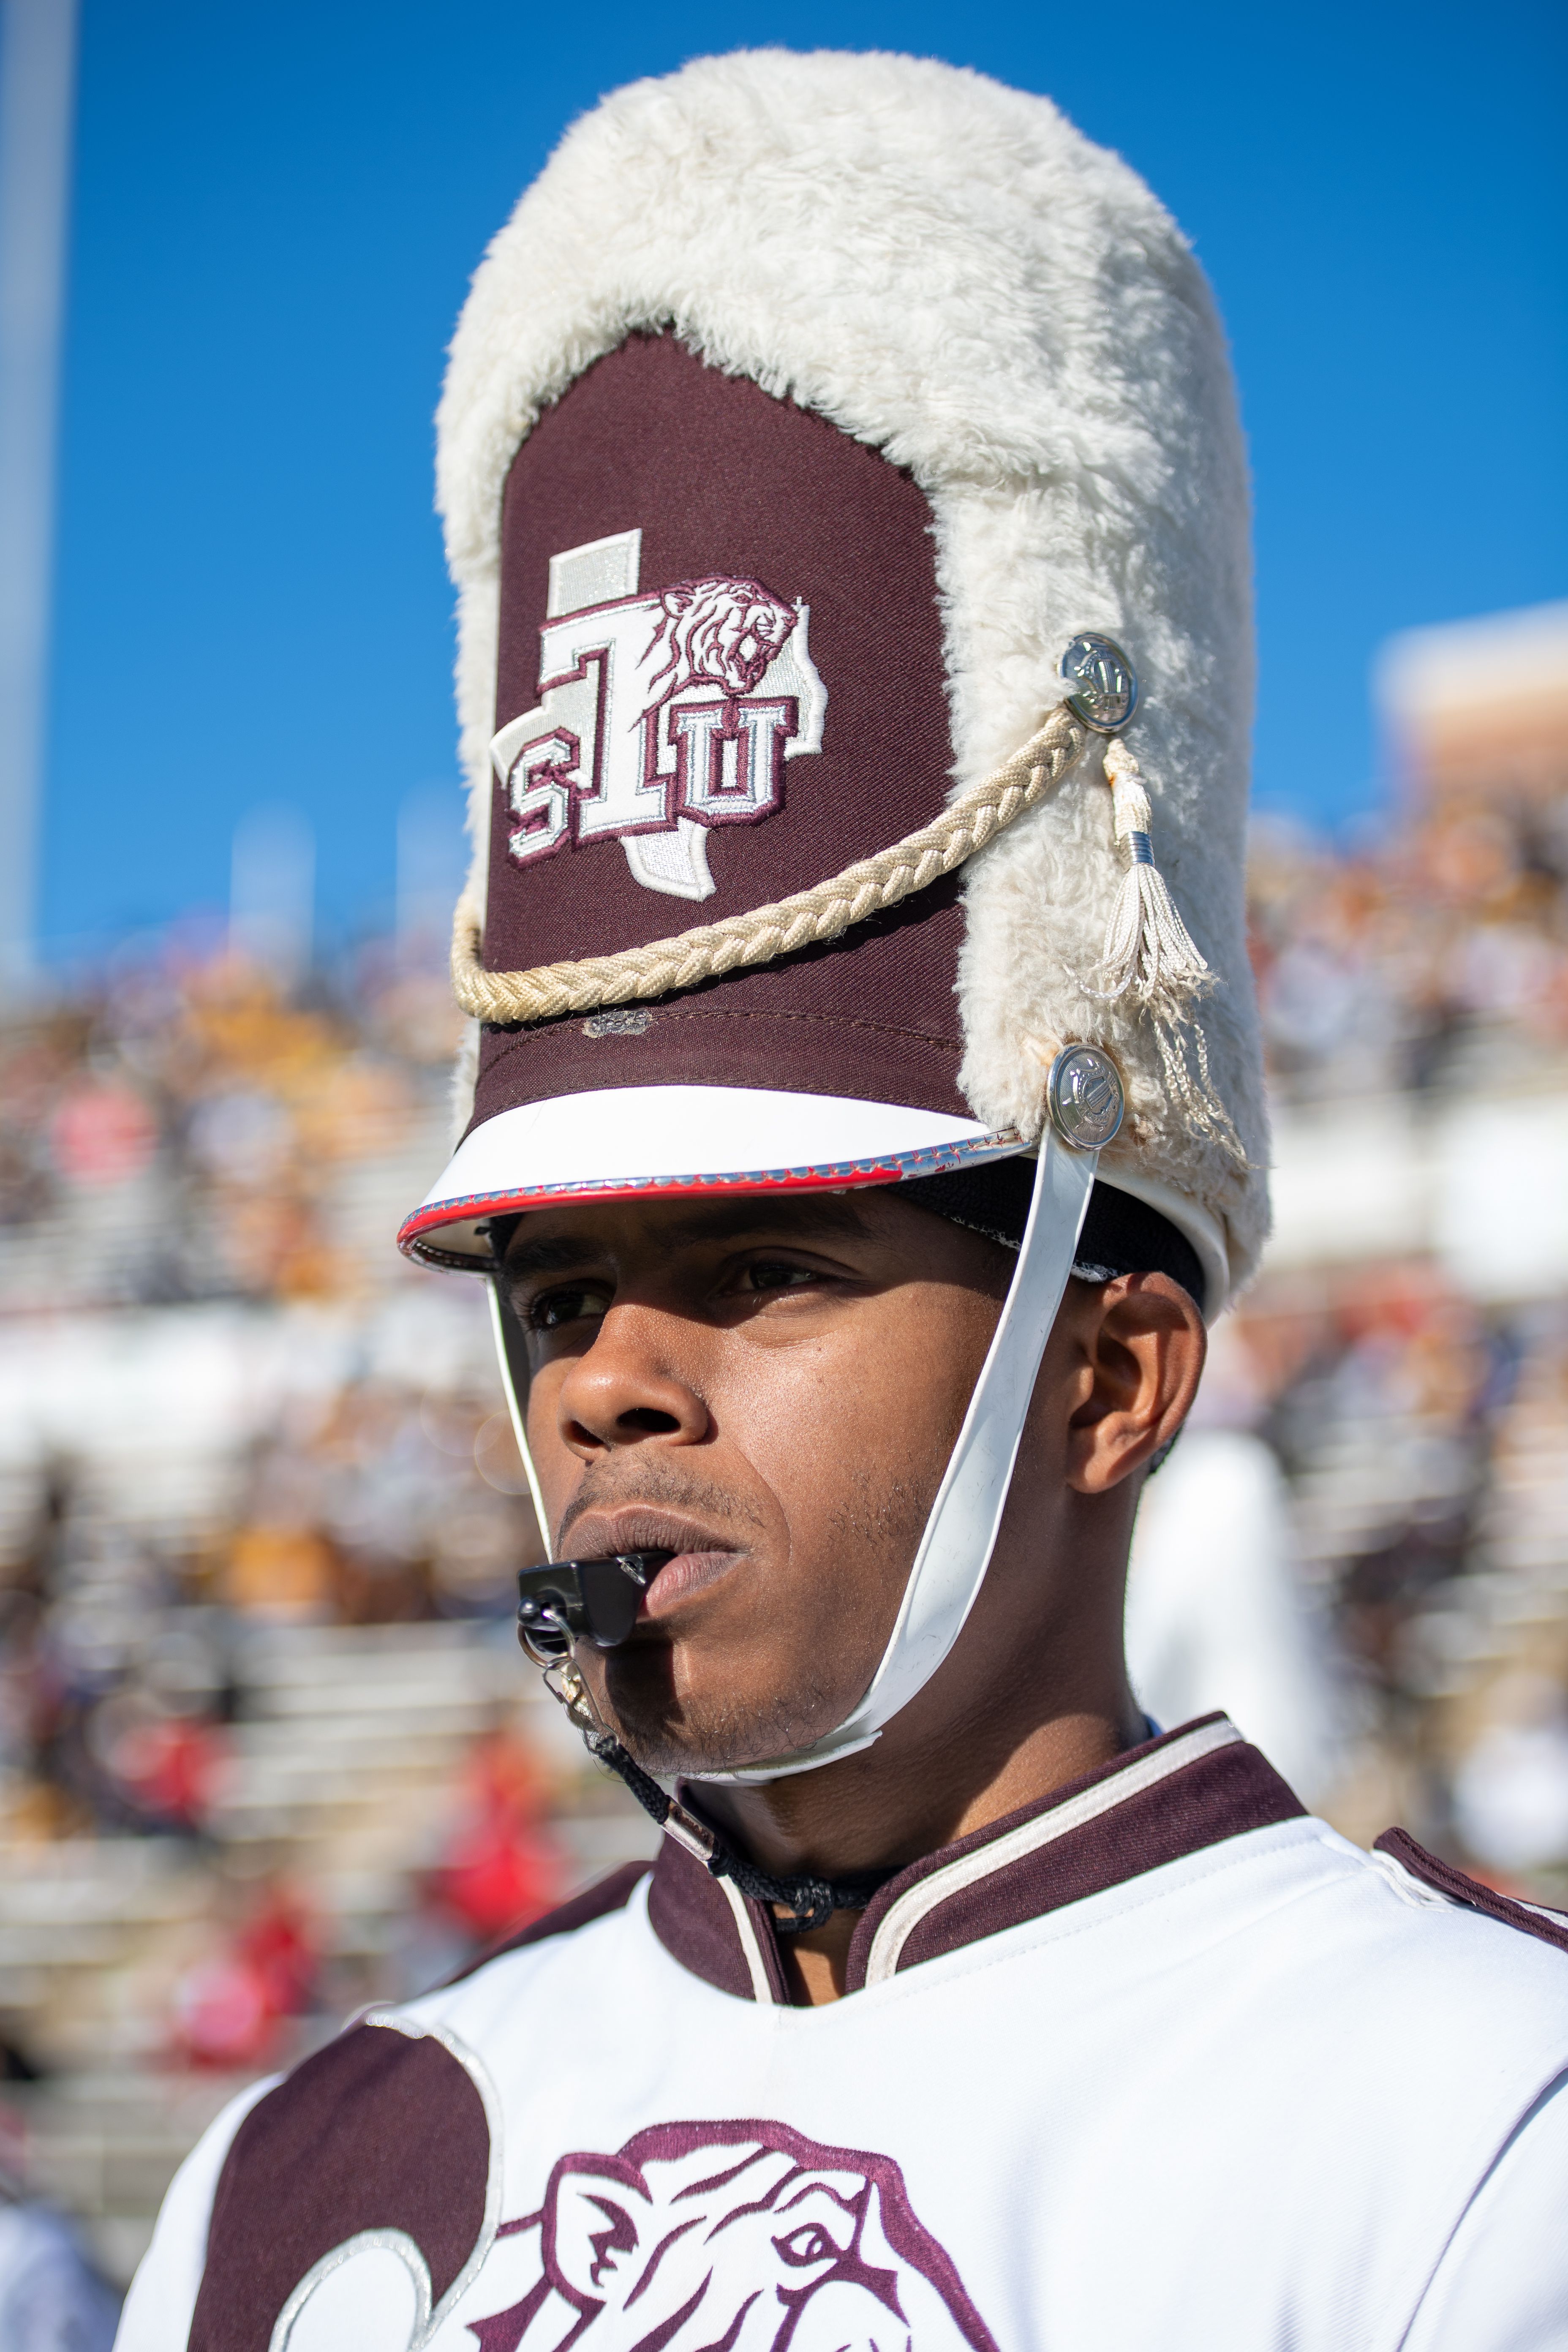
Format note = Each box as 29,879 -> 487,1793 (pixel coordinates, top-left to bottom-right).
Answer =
739,1260 -> 817,1294
525,1285 -> 608,1332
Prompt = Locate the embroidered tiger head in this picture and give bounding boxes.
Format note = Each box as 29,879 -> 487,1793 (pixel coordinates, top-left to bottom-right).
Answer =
645,577 -> 797,705
467,2121 -> 1000,2352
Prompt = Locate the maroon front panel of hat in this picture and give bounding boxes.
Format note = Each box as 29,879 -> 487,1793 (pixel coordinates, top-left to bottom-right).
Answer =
470,334 -> 968,1138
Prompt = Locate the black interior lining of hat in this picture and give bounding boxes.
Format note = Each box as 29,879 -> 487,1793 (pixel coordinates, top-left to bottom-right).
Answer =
897,1161 -> 1206,1315
486,1163 -> 1204,1316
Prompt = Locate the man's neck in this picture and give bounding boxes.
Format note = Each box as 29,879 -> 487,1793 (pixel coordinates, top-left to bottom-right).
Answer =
702,1696 -> 1146,2006
658,1483 -> 1150,2006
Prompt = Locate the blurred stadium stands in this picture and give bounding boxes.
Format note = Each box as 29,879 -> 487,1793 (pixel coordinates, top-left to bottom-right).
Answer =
1214,603 -> 1568,1858
0,599 -> 1565,2289
0,941 -> 659,2286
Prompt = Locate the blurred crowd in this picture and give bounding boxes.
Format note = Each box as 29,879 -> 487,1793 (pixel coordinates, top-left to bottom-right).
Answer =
1170,1271 -> 1568,1886
0,939 -> 654,2298
0,937 -> 461,1314
1232,701 -> 1568,1883
1250,763 -> 1568,1103
0,685 -> 1566,2292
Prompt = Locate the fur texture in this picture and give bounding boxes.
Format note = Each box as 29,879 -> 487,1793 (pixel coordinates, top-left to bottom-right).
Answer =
436,49 -> 1269,1292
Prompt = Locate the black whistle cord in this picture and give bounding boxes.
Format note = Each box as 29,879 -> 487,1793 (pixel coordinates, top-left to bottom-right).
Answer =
583,1727 -> 895,1936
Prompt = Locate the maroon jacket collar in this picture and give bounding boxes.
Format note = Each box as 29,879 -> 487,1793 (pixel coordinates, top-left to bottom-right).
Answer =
645,1715 -> 1304,2004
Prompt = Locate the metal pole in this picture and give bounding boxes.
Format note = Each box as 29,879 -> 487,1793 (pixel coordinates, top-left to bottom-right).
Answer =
0,0 -> 79,993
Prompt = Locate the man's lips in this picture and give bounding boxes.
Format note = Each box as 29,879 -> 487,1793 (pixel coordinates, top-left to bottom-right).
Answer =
640,1549 -> 742,1618
556,1508 -> 749,1625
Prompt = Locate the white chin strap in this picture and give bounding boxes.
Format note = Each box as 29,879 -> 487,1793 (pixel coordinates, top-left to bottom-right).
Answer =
705,1128 -> 1097,1780
488,1129 -> 1099,1783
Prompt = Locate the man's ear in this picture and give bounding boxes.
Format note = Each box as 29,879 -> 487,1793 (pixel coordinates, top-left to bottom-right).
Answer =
1064,1273 -> 1206,1496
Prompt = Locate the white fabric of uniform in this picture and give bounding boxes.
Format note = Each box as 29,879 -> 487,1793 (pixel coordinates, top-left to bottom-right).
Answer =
117,2079 -> 276,2348
1404,2076 -> 1568,2350
118,1810 -> 1568,2352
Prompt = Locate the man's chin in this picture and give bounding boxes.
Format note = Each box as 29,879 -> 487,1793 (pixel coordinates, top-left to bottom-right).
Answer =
600,1671 -> 841,1781
608,1718 -> 816,1782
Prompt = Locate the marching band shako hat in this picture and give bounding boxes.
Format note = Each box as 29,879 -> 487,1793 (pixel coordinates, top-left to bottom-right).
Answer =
399,49 -> 1271,1780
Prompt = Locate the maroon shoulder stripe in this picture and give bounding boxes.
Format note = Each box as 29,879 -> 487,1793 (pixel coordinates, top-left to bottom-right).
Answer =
1375,1828 -> 1568,1958
190,2022 -> 490,2352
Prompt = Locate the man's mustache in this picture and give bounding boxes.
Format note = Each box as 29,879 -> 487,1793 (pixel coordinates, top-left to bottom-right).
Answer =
555,1458 -> 765,1552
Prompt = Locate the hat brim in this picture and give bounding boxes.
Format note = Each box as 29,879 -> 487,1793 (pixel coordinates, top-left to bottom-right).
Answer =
398,1085 -> 1021,1269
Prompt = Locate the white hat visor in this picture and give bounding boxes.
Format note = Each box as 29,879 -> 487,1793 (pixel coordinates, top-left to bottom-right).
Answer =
398,1085 -> 1022,1268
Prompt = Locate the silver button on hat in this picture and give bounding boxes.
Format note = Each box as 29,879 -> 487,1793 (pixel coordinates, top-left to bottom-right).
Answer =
1047,1045 -> 1125,1151
1060,634 -> 1139,733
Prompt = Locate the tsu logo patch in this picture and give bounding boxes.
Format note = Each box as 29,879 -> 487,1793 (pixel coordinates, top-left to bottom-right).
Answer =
490,529 -> 828,902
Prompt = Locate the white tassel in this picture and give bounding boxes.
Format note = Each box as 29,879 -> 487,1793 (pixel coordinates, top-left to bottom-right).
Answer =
1094,739 -> 1211,1004
1091,737 -> 1247,1165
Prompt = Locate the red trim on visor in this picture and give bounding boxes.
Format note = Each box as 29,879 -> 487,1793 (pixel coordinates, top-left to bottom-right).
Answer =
397,1130 -> 1026,1270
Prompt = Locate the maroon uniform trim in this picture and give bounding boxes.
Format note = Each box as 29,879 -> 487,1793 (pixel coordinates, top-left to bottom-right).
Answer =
646,1835 -> 792,2005
191,1871 -> 653,2349
180,1725 -> 1307,2342
188,2023 -> 491,2352
642,1717 -> 1306,2004
849,1723 -> 1303,1987
1374,1828 -> 1568,1958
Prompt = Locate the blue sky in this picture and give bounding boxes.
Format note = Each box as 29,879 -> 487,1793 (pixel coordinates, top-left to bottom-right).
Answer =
36,0 -> 1568,955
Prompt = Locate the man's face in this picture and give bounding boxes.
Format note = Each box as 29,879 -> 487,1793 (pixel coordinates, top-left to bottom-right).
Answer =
500,1192 -> 1010,1775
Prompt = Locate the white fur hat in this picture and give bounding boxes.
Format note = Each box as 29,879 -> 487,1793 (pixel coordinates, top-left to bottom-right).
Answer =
400,46 -> 1269,1307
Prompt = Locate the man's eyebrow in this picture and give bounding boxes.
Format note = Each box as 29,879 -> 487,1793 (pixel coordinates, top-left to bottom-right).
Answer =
654,1196 -> 875,1251
498,1233 -> 602,1281
499,1193 -> 874,1280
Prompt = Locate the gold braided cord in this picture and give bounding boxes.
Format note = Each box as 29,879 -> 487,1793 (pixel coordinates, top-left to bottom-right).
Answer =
451,704 -> 1089,1026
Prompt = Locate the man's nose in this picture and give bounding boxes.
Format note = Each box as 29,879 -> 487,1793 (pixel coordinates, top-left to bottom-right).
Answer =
553,1304 -> 712,1459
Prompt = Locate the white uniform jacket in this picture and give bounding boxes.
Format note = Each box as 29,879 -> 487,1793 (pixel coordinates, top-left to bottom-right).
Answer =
116,1715 -> 1568,2352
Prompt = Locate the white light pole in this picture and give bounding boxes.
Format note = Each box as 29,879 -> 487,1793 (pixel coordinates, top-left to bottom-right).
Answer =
0,0 -> 79,993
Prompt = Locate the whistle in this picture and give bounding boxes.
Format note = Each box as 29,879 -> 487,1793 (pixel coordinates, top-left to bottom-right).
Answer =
516,1551 -> 673,1661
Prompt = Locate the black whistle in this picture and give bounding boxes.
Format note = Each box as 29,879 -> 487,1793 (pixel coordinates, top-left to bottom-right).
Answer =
516,1551 -> 673,1659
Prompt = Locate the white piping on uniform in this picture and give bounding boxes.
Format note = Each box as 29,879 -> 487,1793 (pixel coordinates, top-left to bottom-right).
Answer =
716,1870 -> 779,2004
